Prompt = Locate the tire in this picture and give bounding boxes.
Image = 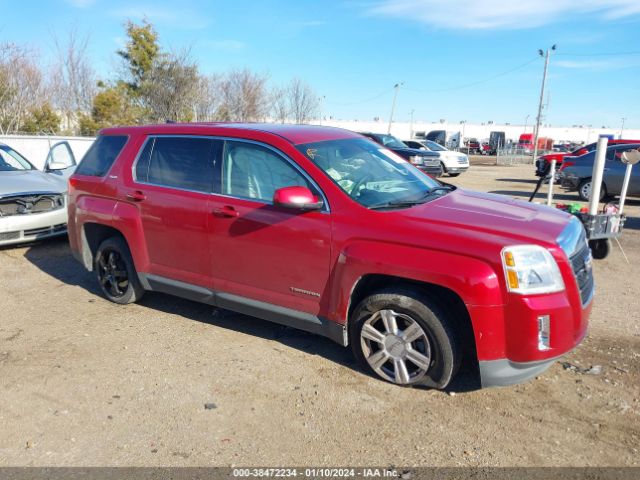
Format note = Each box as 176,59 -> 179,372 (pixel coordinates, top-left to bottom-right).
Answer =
349,287 -> 460,389
578,178 -> 606,202
448,173 -> 461,177
94,236 -> 145,304
589,239 -> 610,260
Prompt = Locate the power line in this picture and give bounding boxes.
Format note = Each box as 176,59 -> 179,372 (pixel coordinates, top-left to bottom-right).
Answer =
404,57 -> 539,94
325,87 -> 395,106
556,51 -> 640,57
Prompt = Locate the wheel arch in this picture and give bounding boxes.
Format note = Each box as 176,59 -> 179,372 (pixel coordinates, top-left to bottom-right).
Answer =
346,273 -> 478,373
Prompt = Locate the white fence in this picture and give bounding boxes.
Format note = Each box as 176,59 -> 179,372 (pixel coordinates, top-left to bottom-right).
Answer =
0,135 -> 95,170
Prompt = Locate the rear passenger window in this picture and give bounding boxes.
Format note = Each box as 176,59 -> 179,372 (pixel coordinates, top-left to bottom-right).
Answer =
75,135 -> 128,176
222,141 -> 310,202
141,137 -> 217,193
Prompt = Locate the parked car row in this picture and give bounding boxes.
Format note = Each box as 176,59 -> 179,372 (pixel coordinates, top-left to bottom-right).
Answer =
358,132 -> 469,177
557,143 -> 640,201
535,138 -> 640,177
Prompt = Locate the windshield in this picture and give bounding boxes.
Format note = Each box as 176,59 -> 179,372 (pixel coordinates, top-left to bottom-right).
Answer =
0,145 -> 34,171
424,140 -> 447,151
373,134 -> 407,149
297,138 -> 445,209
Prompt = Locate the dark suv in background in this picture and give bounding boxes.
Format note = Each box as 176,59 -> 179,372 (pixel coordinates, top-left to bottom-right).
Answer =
358,132 -> 443,177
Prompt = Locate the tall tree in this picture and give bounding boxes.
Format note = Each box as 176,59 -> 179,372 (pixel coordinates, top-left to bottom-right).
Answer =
141,50 -> 199,122
0,43 -> 48,134
287,78 -> 319,124
216,69 -> 270,122
50,28 -> 96,133
117,20 -> 160,95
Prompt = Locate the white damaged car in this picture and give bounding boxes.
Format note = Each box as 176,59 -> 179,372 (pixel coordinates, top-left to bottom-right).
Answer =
0,141 -> 76,246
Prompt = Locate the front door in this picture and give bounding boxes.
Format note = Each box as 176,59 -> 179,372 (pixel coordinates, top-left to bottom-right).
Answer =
209,140 -> 332,316
131,135 -> 221,288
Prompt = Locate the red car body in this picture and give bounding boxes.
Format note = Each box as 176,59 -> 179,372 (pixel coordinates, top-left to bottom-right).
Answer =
68,123 -> 592,388
537,139 -> 640,174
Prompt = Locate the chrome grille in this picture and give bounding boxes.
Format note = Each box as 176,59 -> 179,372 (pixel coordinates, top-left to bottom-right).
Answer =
570,241 -> 594,305
0,194 -> 64,216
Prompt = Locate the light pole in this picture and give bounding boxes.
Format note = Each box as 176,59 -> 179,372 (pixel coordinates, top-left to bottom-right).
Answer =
532,45 -> 556,163
409,109 -> 415,139
387,82 -> 403,134
524,114 -> 530,133
620,117 -> 626,138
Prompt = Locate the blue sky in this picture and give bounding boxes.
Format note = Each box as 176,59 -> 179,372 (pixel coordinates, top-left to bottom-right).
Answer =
1,0 -> 639,128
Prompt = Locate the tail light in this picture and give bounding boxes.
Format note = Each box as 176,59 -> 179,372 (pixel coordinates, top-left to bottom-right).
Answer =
68,176 -> 78,193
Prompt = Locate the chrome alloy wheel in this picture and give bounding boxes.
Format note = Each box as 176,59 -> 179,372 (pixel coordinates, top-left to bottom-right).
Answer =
360,309 -> 432,385
579,180 -> 592,200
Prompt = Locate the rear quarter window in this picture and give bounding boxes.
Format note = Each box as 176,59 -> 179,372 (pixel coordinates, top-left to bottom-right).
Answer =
75,135 -> 128,177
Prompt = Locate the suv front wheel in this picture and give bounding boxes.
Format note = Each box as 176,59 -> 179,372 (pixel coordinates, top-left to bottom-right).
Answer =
350,288 -> 459,389
94,236 -> 145,304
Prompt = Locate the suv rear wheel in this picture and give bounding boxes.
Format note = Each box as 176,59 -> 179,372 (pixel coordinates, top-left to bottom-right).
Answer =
94,236 -> 144,304
350,288 -> 459,389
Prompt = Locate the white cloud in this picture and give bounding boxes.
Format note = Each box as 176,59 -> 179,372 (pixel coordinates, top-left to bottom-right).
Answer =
368,0 -> 640,29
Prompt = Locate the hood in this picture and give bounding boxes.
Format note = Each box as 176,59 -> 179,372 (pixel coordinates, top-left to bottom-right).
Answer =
0,170 -> 67,197
395,188 -> 571,247
439,150 -> 467,160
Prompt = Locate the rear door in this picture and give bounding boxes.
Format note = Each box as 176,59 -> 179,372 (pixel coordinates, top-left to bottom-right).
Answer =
132,135 -> 221,287
208,139 -> 332,316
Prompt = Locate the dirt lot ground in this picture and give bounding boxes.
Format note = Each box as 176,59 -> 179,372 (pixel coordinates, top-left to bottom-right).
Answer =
1,164 -> 639,467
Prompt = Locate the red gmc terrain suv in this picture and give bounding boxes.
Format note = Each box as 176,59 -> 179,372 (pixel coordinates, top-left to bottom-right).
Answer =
68,123 -> 593,389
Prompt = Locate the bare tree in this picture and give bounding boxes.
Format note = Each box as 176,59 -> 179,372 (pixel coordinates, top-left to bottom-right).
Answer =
270,86 -> 289,124
193,74 -> 222,122
287,78 -> 319,124
216,69 -> 270,122
0,43 -> 47,134
141,50 -> 200,122
50,29 -> 96,133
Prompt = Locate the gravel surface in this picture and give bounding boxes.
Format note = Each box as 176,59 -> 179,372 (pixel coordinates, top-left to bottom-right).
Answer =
1,164 -> 638,467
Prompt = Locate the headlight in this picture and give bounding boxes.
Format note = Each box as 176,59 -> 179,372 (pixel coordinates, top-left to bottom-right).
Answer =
501,245 -> 565,294
409,155 -> 424,165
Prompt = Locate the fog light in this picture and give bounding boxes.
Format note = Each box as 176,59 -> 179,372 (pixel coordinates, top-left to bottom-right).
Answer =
537,315 -> 551,350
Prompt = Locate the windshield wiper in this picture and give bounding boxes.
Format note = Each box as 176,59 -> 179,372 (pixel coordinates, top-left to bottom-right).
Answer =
367,185 -> 454,210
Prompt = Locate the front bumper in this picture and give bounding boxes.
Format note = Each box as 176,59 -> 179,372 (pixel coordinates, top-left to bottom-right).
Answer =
445,165 -> 469,174
0,207 -> 68,246
417,164 -> 444,177
479,356 -> 558,387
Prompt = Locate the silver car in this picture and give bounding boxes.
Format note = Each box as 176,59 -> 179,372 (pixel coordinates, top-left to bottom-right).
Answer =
0,141 -> 77,246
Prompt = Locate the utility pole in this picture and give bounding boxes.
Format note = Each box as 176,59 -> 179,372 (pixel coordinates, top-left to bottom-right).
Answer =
532,45 -> 556,163
524,114 -> 530,133
620,117 -> 626,138
409,109 -> 415,139
387,82 -> 403,134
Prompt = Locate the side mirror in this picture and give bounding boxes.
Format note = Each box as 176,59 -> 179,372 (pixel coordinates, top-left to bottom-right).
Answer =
47,162 -> 69,171
273,186 -> 323,211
